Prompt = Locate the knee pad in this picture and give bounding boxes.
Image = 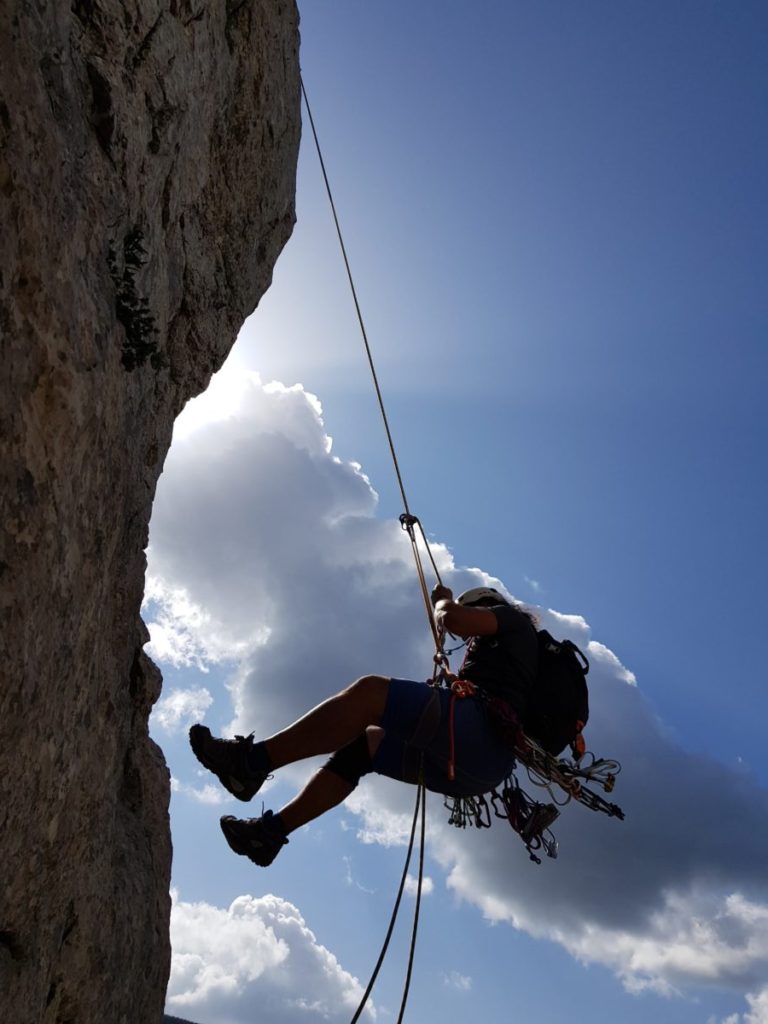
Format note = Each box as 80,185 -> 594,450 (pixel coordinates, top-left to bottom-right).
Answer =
324,733 -> 373,786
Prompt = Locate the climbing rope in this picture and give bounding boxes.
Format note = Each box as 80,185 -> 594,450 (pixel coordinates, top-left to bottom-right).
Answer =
400,513 -> 447,670
301,75 -> 445,645
300,78 -> 411,519
300,64 -> 624,1004
396,765 -> 426,1024
301,73 -> 439,1023
348,771 -> 424,1024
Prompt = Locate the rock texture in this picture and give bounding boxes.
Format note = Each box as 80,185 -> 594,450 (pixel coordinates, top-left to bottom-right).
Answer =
0,3 -> 300,1022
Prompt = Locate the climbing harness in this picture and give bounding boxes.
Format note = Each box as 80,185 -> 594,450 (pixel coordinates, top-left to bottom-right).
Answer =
446,678 -> 476,781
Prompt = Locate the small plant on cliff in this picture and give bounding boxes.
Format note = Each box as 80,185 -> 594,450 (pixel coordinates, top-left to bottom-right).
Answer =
107,227 -> 165,371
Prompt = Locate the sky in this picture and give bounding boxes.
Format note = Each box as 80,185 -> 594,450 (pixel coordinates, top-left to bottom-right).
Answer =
144,4 -> 768,1023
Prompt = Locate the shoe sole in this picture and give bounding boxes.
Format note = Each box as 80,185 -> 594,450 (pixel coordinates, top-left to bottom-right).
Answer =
220,816 -> 282,867
188,725 -> 262,802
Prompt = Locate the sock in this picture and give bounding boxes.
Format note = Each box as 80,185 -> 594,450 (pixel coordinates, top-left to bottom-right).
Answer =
247,740 -> 271,774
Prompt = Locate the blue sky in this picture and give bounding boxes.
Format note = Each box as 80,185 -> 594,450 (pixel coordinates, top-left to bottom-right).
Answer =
146,4 -> 768,1023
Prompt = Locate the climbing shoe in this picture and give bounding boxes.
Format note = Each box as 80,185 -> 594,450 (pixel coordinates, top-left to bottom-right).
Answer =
220,811 -> 288,867
188,724 -> 269,802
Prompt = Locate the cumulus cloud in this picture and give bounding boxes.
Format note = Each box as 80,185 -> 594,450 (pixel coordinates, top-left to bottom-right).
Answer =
343,791 -> 417,848
710,987 -> 768,1024
171,776 -> 230,806
746,988 -> 768,1024
153,686 -> 213,734
148,366 -> 768,1012
404,873 -> 434,898
168,890 -> 372,1023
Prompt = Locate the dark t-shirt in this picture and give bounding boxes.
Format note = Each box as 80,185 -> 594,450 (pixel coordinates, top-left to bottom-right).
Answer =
457,603 -> 538,713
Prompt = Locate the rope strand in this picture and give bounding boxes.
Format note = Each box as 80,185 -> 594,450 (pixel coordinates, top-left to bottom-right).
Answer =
301,73 -> 445,661
301,72 -> 436,1024
348,779 -> 424,1024
396,773 -> 427,1024
300,75 -> 412,517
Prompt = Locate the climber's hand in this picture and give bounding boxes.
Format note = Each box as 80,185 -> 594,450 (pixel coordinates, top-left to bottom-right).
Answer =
431,584 -> 453,607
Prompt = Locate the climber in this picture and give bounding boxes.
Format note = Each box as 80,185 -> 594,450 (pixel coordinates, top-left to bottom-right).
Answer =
189,585 -> 539,866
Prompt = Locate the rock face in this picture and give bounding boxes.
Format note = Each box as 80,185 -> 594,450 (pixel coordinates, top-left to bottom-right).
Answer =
0,3 -> 300,1022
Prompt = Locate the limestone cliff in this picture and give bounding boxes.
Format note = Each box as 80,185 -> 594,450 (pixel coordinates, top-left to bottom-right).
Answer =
0,3 -> 301,1022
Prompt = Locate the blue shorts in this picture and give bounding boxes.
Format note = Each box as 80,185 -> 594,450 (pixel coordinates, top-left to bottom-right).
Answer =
371,678 -> 517,797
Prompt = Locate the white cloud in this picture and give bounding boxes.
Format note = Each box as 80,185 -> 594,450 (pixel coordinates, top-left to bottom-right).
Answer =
745,987 -> 768,1024
711,987 -> 768,1024
404,873 -> 434,898
171,776 -> 230,806
343,855 -> 375,894
148,365 -> 768,1010
561,890 -> 768,996
167,890 -> 373,1023
586,639 -> 637,686
442,970 -> 472,991
144,576 -> 271,670
344,788 -> 417,848
153,687 -> 213,734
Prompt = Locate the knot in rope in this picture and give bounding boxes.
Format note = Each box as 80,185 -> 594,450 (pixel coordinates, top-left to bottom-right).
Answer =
399,512 -> 420,533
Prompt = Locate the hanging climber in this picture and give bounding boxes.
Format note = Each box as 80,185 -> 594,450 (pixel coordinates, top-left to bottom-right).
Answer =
188,585 -> 538,867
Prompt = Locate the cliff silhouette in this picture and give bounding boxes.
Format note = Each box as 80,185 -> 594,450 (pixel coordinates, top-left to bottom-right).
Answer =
0,2 -> 301,1021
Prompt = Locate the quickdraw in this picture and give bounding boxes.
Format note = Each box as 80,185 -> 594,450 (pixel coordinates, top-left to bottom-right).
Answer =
446,792 -> 492,830
492,777 -> 560,863
445,731 -> 624,864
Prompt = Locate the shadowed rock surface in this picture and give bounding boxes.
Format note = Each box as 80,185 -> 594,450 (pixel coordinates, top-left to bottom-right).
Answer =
0,2 -> 300,1022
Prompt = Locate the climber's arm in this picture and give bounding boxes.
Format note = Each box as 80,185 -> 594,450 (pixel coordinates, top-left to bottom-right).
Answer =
431,586 -> 498,639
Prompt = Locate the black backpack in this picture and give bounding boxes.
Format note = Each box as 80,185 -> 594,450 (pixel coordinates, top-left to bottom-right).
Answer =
522,630 -> 590,757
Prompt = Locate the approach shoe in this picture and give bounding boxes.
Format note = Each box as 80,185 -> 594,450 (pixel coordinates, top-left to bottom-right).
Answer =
220,810 -> 288,867
188,724 -> 268,802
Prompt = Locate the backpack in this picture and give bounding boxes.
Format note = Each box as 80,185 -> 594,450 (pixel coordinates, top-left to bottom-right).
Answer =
522,630 -> 590,758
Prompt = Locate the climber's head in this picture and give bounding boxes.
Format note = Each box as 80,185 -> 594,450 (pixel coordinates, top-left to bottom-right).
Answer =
456,586 -> 510,609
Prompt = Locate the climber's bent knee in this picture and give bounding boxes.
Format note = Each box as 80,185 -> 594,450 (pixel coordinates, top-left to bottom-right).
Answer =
347,674 -> 389,723
366,725 -> 385,759
324,733 -> 373,786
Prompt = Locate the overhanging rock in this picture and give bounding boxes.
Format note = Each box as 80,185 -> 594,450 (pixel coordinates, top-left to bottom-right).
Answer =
0,3 -> 301,1021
